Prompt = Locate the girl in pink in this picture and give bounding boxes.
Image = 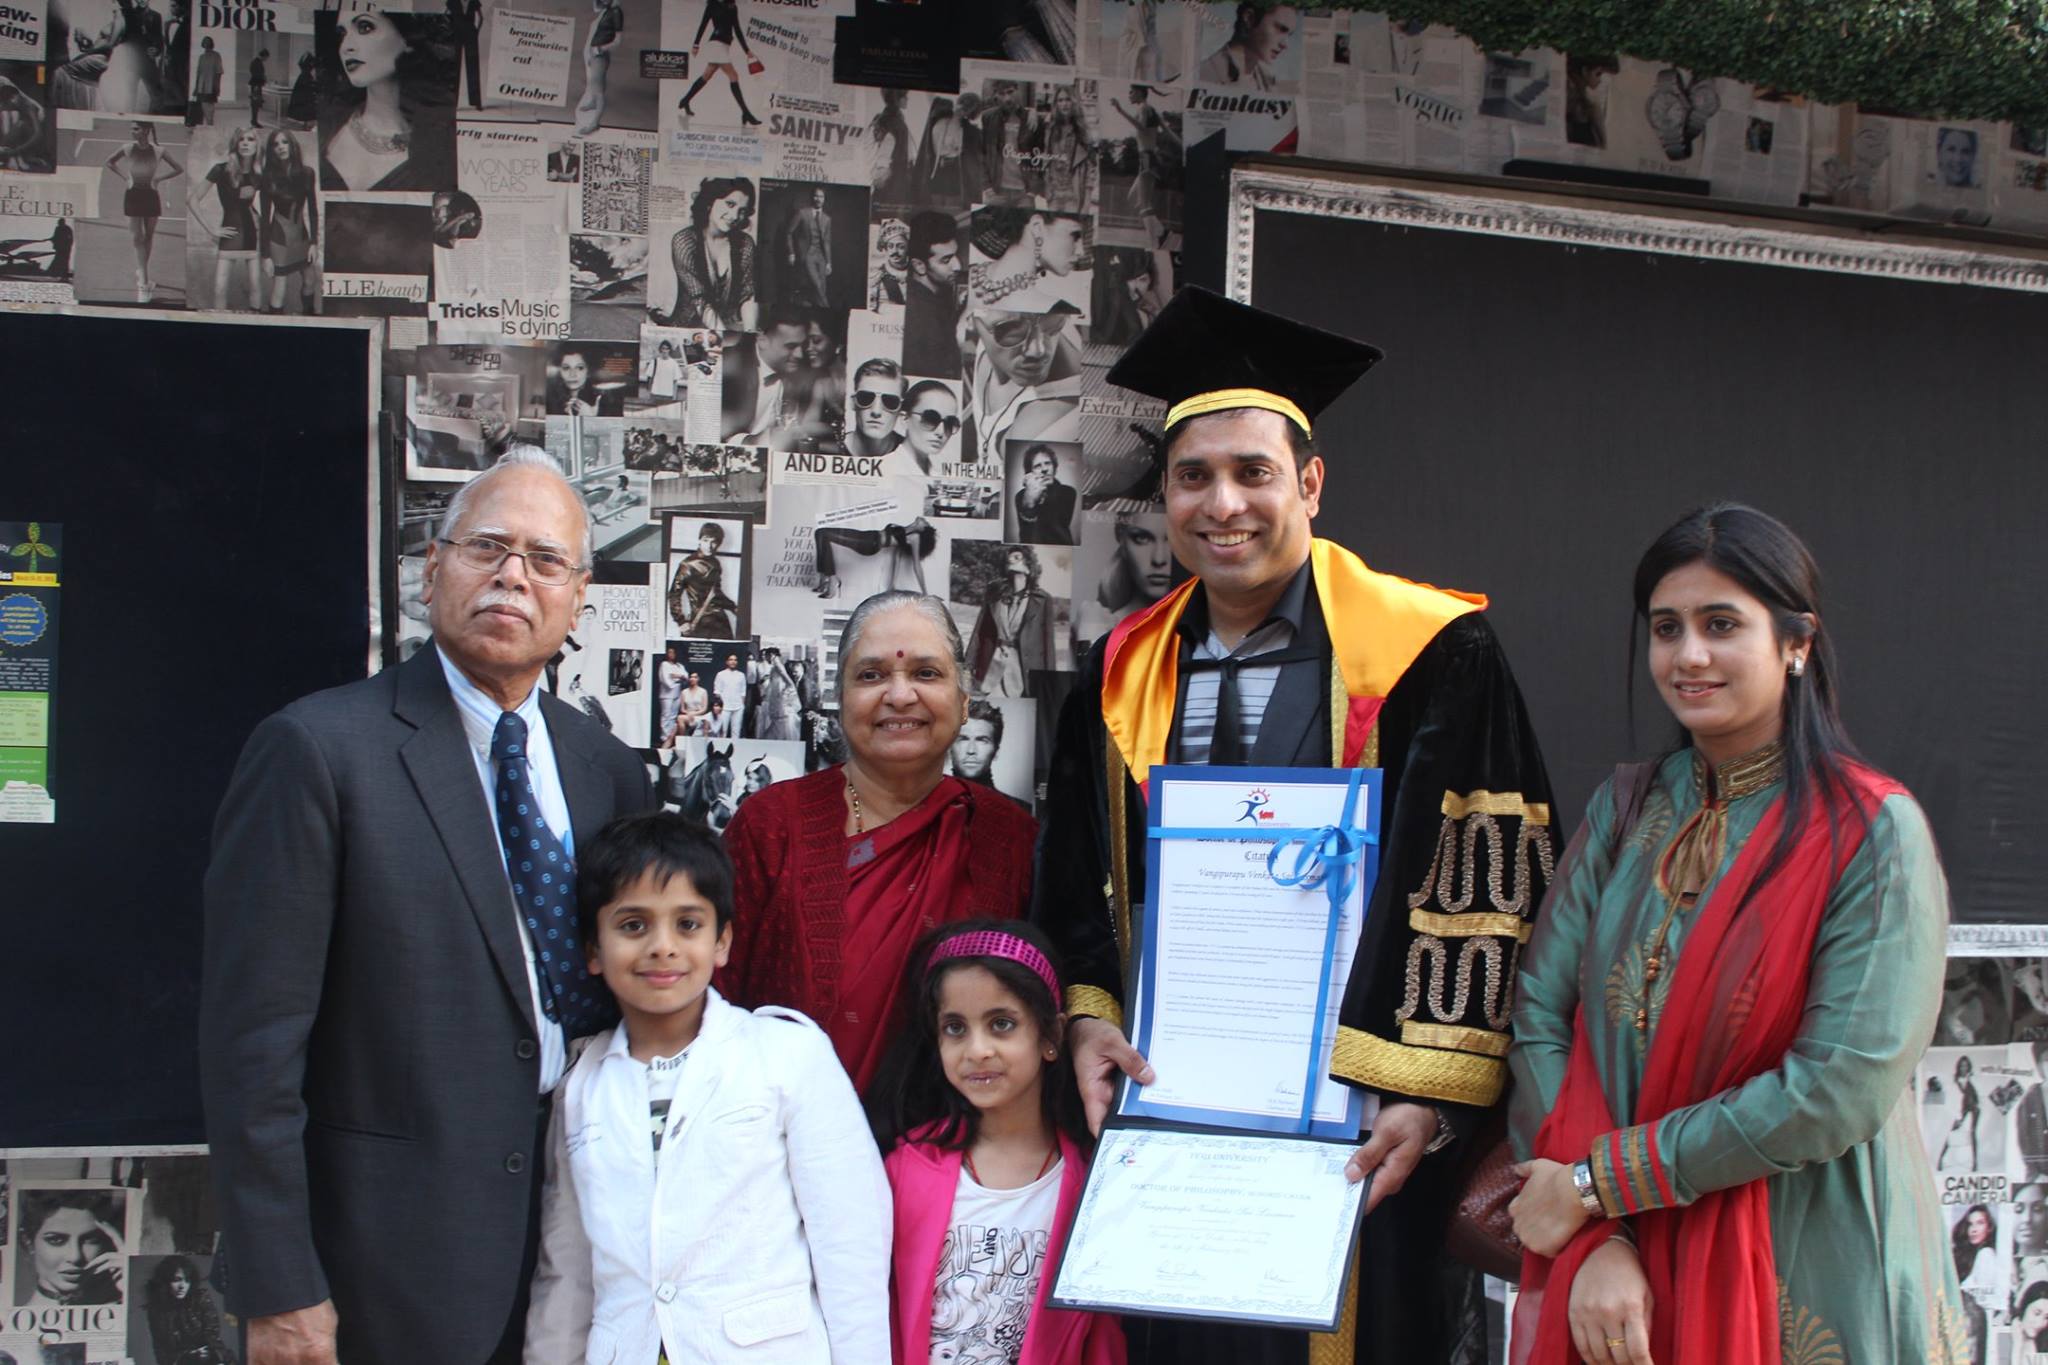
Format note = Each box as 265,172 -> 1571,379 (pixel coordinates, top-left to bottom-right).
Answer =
869,919 -> 1125,1365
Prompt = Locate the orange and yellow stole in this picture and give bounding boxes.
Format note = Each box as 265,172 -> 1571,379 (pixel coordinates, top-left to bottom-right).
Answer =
1100,537 -> 1484,789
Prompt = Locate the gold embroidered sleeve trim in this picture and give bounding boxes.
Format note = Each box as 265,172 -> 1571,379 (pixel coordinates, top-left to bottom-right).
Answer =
1409,908 -> 1535,941
1330,1025 -> 1505,1107
1441,789 -> 1553,824
1066,985 -> 1124,1030
1399,1020 -> 1511,1058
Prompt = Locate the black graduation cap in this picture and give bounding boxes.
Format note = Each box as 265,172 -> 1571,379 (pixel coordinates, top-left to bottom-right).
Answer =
1105,286 -> 1384,436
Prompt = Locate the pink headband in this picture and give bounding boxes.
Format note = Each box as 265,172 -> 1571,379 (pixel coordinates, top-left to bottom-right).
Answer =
926,930 -> 1060,1003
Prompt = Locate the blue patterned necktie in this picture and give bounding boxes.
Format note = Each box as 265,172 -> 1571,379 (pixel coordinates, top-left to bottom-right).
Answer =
492,711 -> 610,1038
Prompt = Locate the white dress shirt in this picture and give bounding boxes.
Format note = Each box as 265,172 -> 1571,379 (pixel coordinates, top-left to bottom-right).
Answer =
439,651 -> 575,1092
743,358 -> 786,446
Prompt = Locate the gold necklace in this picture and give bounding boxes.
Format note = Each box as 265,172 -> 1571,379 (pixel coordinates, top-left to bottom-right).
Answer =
845,775 -> 863,834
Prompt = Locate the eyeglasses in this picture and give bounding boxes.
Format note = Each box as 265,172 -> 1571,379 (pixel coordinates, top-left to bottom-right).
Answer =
438,535 -> 585,586
910,409 -> 961,436
853,389 -> 903,412
986,315 -> 1066,349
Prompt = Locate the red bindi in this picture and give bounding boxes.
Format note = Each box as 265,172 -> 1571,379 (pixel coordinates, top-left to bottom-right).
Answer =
896,650 -> 904,658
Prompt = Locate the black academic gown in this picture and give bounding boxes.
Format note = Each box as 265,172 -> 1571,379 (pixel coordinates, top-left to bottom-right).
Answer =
1033,580 -> 1557,1365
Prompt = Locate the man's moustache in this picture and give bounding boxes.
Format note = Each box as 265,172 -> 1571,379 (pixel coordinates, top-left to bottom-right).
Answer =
474,591 -> 533,620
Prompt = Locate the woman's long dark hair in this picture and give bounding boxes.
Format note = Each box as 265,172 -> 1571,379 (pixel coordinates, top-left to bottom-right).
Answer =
867,917 -> 1090,1154
690,175 -> 756,234
146,1255 -> 201,1311
315,8 -> 458,188
1952,1203 -> 1995,1279
262,128 -> 308,189
1629,502 -> 1865,900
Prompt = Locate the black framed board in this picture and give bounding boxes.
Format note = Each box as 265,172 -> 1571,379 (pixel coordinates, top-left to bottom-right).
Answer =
1231,162 -> 2048,924
0,308 -> 380,1146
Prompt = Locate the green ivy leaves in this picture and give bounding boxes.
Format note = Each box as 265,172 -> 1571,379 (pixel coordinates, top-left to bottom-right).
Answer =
1330,2 -> 2048,125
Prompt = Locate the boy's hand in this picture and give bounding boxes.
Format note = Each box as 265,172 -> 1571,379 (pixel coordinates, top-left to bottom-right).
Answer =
248,1300 -> 338,1365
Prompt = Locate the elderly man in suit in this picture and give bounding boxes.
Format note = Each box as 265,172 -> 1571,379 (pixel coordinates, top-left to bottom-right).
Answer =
200,448 -> 654,1365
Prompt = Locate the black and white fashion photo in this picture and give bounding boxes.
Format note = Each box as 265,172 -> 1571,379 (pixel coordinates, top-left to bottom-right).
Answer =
1070,508 -> 1172,651
1002,436 -> 1081,545
48,0 -> 184,116
61,117 -> 190,307
968,202 -> 1093,319
754,178 -> 870,315
945,693 -> 1037,805
125,1253 -> 232,1365
949,538 -> 1072,699
650,174 -> 759,330
546,338 -> 637,415
649,443 -> 769,523
665,512 -> 749,638
959,304 -> 1085,470
313,6 -> 458,192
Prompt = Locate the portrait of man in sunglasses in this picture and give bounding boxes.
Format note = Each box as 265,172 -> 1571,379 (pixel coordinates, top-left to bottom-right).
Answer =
962,303 -> 1083,470
843,356 -> 907,457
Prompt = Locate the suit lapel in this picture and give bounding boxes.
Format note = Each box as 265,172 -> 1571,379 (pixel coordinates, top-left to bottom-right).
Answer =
395,645 -> 538,1033
539,692 -> 612,855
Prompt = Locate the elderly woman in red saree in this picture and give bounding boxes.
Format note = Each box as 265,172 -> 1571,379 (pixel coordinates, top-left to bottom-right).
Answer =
718,590 -> 1037,1090
1506,503 -> 1967,1365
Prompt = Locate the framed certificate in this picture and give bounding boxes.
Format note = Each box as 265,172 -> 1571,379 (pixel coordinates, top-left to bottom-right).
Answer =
1051,765 -> 1384,1325
1119,765 -> 1382,1140
1047,1125 -> 1369,1329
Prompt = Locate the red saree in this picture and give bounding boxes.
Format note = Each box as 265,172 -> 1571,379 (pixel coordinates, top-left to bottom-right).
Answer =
720,766 -> 1037,1090
1514,762 -> 1902,1365
831,777 -> 973,1089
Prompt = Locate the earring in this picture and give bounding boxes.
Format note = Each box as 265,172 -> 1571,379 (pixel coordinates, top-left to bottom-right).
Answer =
1790,656 -> 1806,677
1031,232 -> 1045,273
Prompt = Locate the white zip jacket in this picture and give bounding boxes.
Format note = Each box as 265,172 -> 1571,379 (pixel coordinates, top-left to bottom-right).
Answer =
524,989 -> 893,1364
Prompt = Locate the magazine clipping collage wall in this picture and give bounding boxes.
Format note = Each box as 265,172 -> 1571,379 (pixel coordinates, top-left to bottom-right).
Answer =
2,2 -> 2042,1359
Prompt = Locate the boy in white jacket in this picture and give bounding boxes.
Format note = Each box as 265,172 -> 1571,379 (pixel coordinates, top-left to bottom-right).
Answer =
524,812 -> 892,1364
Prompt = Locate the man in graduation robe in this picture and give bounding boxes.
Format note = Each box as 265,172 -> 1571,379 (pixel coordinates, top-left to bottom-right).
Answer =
1033,287 -> 1556,1364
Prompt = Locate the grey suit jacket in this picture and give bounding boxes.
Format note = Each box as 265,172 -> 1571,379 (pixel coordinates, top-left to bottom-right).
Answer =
199,643 -> 654,1364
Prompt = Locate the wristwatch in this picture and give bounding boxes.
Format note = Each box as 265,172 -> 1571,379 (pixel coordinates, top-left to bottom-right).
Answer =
1571,1158 -> 1607,1217
1423,1106 -> 1454,1155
